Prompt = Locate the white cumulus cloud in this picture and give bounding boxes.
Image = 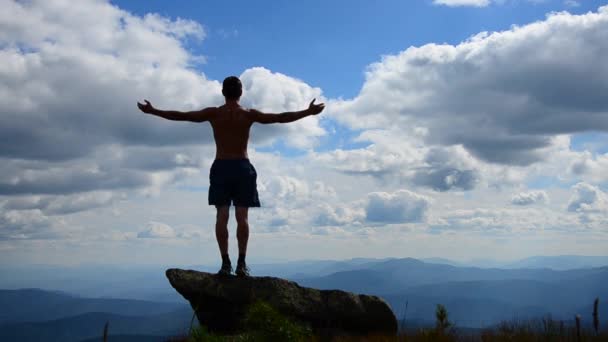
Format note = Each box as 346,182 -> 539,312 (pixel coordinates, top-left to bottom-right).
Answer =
567,182 -> 608,213
365,190 -> 430,224
330,6 -> 608,166
137,221 -> 177,239
511,190 -> 548,205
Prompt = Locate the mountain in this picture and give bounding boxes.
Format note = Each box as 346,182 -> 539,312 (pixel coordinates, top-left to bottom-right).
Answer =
295,258 -> 608,293
1,256 -> 606,332
0,308 -> 194,342
503,255 -> 608,270
0,289 -> 187,324
294,259 -> 608,328
0,264 -> 194,303
2,255 -> 605,301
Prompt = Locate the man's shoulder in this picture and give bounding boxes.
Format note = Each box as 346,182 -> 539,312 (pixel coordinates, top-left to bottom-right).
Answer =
216,105 -> 254,113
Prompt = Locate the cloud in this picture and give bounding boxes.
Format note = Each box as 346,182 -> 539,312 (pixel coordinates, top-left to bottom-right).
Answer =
412,168 -> 478,191
365,190 -> 430,223
2,0 -> 608,260
311,226 -> 348,236
511,190 -> 548,205
240,67 -> 326,149
411,147 -> 480,191
1,191 -> 121,215
0,0 -> 225,211
433,0 -> 490,7
0,158 -> 149,195
0,0 -> 330,212
331,6 -> 608,166
0,0 -> 327,237
312,130 -> 483,191
568,151 -> 608,183
0,208 -> 83,240
0,0 -> 219,163
137,221 -> 177,238
567,182 -> 607,213
312,188 -> 430,227
259,175 -> 311,205
430,206 -> 579,233
314,203 -> 365,226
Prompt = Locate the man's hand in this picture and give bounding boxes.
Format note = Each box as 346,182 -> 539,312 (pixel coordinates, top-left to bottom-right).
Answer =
137,100 -> 155,114
306,99 -> 325,115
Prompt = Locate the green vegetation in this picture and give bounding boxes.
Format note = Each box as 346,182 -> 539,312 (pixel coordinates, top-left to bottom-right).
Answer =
168,299 -> 606,342
182,301 -> 312,342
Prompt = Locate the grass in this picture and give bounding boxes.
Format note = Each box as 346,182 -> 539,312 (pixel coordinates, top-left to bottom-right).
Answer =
167,301 -> 312,342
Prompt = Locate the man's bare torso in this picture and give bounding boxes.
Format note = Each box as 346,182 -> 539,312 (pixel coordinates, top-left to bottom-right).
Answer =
209,104 -> 254,160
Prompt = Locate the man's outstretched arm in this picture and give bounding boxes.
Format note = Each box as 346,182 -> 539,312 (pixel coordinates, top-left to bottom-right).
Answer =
137,100 -> 216,122
250,99 -> 325,124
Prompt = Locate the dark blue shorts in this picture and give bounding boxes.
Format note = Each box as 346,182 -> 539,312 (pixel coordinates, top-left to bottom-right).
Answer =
208,159 -> 261,207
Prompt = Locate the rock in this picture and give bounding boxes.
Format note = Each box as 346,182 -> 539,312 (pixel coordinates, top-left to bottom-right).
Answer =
165,268 -> 397,337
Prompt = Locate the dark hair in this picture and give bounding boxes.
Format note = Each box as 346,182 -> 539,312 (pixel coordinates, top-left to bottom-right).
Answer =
222,76 -> 242,100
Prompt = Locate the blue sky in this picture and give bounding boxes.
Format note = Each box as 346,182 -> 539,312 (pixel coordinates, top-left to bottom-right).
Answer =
1,0 -> 608,266
113,0 -> 605,98
113,0 -> 608,159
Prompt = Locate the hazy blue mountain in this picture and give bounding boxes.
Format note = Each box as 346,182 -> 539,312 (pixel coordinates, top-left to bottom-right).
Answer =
191,258 -> 383,279
392,277 -> 606,315
503,255 -> 608,270
420,257 -> 467,267
384,293 -> 537,328
0,264 -> 188,303
296,258 -> 608,293
0,308 -> 194,342
1,256 -> 606,331
423,255 -> 608,270
0,289 -> 188,324
295,260 -> 607,328
2,256 -> 605,302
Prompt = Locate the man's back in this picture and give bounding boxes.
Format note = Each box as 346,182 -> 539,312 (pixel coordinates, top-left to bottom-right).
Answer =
210,104 -> 253,160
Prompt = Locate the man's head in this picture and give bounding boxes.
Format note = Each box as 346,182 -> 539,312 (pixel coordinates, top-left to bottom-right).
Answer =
222,76 -> 242,100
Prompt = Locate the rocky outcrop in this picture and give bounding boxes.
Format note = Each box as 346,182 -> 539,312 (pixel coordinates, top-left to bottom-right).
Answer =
165,268 -> 397,337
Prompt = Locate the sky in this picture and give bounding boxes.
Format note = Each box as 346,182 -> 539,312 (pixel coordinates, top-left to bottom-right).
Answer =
1,0 -> 608,266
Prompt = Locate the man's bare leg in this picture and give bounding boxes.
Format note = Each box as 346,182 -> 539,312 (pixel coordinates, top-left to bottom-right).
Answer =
215,205 -> 231,275
235,206 -> 249,255
235,206 -> 250,276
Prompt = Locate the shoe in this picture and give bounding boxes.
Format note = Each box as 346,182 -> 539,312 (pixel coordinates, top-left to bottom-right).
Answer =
235,262 -> 250,277
217,262 -> 233,276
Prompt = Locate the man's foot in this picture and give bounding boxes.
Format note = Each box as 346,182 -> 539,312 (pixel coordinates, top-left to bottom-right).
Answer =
235,262 -> 250,277
217,262 -> 233,276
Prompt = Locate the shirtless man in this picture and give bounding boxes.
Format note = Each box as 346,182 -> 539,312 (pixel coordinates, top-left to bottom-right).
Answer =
137,76 -> 325,276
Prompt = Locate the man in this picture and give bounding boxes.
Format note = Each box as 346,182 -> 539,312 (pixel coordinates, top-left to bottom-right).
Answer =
137,76 -> 325,276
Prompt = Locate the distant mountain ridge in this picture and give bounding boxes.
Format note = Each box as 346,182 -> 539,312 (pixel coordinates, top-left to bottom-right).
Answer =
1,255 -> 605,301
0,309 -> 193,342
0,254 -> 605,336
294,259 -> 607,328
503,255 -> 608,270
422,255 -> 608,270
295,257 -> 608,293
0,288 -> 187,324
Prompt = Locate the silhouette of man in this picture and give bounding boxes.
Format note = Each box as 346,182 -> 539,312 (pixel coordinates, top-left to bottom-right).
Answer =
137,76 -> 325,276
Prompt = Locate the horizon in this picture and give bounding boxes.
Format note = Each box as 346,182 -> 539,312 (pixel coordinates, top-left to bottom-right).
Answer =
2,253 -> 608,270
1,0 -> 608,267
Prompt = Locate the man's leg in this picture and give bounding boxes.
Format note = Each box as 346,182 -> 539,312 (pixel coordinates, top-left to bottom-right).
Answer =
215,205 -> 231,275
235,206 -> 249,256
235,206 -> 250,276
215,205 -> 230,254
